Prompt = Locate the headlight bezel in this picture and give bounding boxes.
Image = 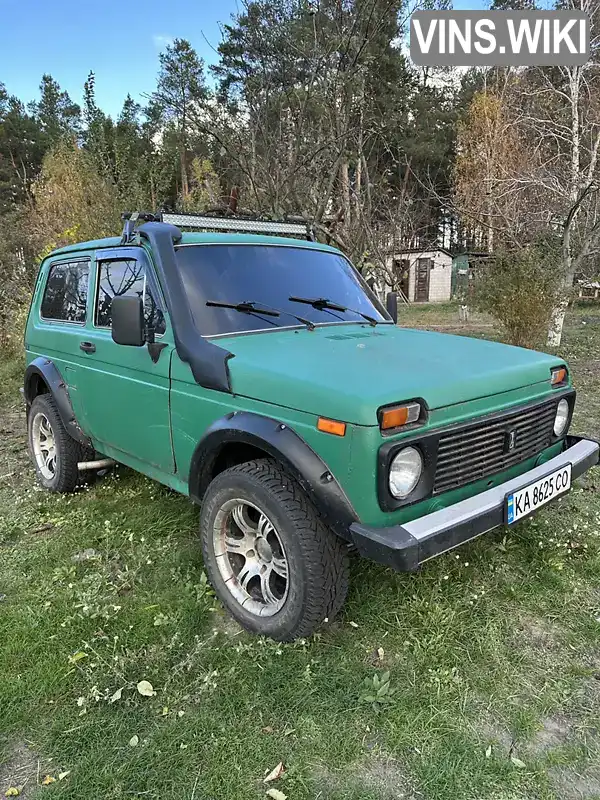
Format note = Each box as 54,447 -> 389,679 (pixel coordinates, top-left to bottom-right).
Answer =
378,436 -> 438,511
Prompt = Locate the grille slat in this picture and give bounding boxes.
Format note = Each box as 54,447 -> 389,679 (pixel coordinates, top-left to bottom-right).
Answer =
435,432 -> 551,484
436,424 -> 553,465
433,399 -> 557,494
438,416 -> 554,458
438,407 -> 556,450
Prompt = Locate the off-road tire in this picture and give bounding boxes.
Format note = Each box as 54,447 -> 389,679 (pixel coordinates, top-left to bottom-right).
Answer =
28,394 -> 87,493
200,458 -> 349,641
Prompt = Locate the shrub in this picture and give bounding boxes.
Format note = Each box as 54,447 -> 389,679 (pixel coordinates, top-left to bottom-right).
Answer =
471,239 -> 563,349
0,210 -> 38,355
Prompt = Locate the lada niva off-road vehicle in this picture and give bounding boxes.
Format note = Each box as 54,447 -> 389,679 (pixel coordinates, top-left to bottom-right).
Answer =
23,211 -> 599,640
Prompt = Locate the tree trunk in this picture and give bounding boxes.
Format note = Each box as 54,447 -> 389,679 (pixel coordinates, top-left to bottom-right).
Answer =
340,160 -> 351,228
179,142 -> 189,200
548,205 -> 575,347
547,300 -> 569,348
547,66 -> 581,347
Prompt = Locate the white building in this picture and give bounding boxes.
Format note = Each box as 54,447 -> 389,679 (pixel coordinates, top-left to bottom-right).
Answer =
385,248 -> 453,303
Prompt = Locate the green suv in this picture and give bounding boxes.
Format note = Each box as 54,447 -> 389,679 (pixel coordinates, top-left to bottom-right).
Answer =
23,212 -> 599,640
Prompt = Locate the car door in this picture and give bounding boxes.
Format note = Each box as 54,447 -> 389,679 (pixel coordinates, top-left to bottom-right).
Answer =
75,246 -> 175,473
29,255 -> 93,431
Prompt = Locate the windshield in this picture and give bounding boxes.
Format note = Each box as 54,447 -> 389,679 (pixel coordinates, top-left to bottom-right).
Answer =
175,244 -> 390,337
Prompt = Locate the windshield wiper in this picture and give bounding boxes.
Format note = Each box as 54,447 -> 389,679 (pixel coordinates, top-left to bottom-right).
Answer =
288,296 -> 378,327
206,300 -> 315,330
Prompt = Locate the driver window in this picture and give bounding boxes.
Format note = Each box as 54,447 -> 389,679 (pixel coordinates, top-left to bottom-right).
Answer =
95,258 -> 166,334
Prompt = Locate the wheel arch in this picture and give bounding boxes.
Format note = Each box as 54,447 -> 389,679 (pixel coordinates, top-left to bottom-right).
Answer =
189,412 -> 357,539
24,357 -> 92,448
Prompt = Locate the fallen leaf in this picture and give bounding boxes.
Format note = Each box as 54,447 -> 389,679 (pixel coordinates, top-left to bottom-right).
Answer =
109,687 -> 123,703
5,787 -> 21,797
129,735 -> 139,747
162,706 -> 169,716
377,647 -> 385,661
349,621 -> 359,628
485,745 -> 492,758
41,775 -> 56,786
263,762 -> 284,783
266,790 -> 287,800
136,680 -> 155,697
58,771 -> 71,781
69,651 -> 87,663
511,756 -> 526,769
29,523 -> 54,535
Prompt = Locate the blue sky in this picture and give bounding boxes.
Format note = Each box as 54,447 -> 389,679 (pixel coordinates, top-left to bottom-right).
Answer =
0,0 -> 492,117
0,0 -> 240,117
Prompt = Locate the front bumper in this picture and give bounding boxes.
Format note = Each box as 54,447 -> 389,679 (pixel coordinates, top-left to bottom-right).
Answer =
350,435 -> 599,572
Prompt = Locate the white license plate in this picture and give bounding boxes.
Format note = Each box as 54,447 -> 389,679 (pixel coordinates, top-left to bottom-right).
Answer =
506,464 -> 572,524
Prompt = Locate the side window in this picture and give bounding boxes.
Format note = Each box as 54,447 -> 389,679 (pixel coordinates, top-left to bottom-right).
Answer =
95,258 -> 166,335
40,261 -> 89,323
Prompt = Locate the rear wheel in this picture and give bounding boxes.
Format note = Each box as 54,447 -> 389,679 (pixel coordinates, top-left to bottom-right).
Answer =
200,458 -> 349,641
28,394 -> 87,492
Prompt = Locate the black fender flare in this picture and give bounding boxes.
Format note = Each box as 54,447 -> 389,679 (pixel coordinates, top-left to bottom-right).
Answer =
188,412 -> 358,540
23,357 -> 92,448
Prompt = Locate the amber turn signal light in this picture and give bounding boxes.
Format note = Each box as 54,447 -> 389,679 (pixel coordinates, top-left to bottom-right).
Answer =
380,402 -> 421,431
551,367 -> 567,386
317,417 -> 346,436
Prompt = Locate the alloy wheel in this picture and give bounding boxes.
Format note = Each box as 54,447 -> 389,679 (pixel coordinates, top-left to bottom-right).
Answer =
212,498 -> 289,616
31,412 -> 57,480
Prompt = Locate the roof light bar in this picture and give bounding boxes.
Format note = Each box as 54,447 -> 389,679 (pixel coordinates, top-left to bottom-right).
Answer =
160,212 -> 313,240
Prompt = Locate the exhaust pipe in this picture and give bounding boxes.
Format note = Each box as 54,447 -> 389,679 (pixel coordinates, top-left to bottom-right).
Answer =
77,458 -> 116,471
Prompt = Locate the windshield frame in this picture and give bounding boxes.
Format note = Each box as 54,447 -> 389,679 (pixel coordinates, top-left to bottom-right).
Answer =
174,242 -> 393,339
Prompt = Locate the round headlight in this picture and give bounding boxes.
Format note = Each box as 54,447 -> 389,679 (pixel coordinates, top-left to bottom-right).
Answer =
389,446 -> 423,499
554,398 -> 569,437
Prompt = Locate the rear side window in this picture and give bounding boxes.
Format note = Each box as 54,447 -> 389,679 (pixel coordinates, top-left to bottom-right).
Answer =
95,258 -> 166,334
40,260 -> 90,323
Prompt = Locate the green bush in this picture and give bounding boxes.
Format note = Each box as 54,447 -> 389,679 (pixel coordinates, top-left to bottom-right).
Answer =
0,211 -> 37,355
471,240 -> 563,349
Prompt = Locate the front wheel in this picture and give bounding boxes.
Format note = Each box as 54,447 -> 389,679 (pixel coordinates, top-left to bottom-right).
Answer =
28,394 -> 87,492
200,459 -> 349,641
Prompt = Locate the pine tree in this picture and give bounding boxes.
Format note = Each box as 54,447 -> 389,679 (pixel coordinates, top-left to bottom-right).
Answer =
0,86 -> 46,211
82,71 -> 115,181
114,95 -> 152,209
152,39 -> 208,202
29,74 -> 81,146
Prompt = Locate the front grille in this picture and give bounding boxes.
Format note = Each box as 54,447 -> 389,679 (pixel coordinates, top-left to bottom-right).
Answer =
433,399 -> 558,495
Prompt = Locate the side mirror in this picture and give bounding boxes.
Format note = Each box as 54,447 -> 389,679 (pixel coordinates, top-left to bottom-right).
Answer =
111,295 -> 145,346
386,292 -> 398,324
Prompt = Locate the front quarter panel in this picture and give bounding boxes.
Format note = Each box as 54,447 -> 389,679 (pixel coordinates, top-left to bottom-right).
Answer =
169,353 -> 355,515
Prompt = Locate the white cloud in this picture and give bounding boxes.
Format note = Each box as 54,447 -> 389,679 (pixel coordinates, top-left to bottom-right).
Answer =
153,34 -> 174,50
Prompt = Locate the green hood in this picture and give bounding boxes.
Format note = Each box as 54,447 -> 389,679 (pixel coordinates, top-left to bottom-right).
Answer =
223,324 -> 562,425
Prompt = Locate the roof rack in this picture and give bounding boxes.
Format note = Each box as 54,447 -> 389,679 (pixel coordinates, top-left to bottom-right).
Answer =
159,211 -> 315,241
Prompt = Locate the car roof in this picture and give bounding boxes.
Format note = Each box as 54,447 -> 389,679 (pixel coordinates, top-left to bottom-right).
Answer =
48,232 -> 343,258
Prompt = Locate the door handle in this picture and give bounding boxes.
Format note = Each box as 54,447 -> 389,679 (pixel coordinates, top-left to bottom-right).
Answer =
80,341 -> 96,354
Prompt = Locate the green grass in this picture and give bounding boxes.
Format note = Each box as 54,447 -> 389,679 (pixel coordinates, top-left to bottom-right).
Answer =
1,311 -> 600,800
398,301 -> 493,330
